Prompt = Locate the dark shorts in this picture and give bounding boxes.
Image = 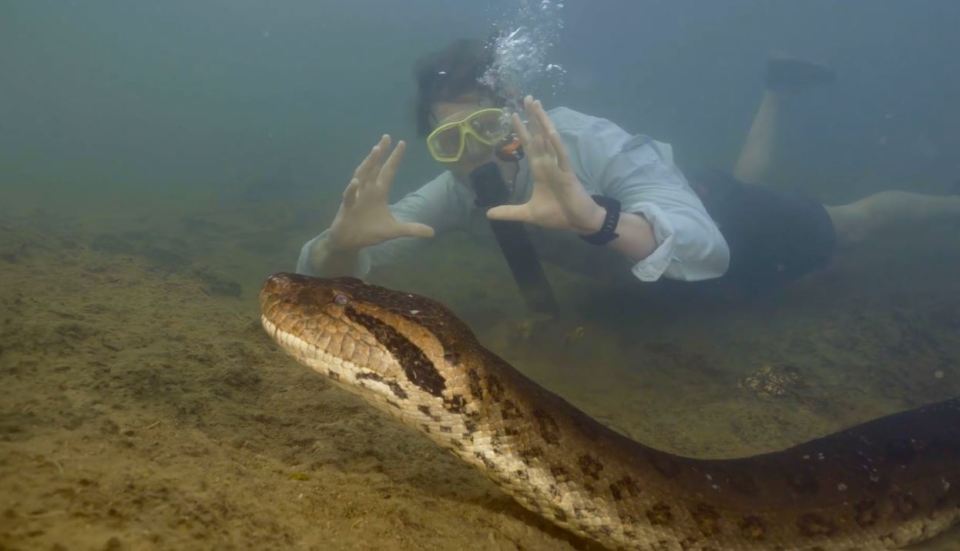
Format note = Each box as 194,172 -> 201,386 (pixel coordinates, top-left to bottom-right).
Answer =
691,170 -> 837,290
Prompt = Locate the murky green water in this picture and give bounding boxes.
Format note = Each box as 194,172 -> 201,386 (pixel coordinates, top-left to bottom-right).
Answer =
3,1 -> 959,548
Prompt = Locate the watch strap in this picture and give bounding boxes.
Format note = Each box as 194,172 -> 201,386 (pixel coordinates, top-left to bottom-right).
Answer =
578,195 -> 621,245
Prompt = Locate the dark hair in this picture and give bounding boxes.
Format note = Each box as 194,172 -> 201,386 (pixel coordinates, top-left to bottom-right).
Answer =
413,38 -> 505,137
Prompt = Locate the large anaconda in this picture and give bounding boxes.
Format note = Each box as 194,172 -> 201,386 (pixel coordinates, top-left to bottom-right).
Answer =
259,273 -> 960,550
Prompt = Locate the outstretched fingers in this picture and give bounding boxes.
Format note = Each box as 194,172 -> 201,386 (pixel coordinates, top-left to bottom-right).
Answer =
516,96 -> 567,170
376,140 -> 406,193
342,178 -> 360,208
533,100 -> 571,172
486,203 -> 532,224
398,221 -> 435,239
523,96 -> 546,155
511,112 -> 532,150
354,134 -> 391,186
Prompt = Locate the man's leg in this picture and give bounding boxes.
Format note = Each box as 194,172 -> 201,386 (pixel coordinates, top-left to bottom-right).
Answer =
733,55 -> 837,185
826,191 -> 960,247
733,91 -> 780,185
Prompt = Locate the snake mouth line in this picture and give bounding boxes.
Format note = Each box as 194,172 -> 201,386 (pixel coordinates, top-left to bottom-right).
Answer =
261,315 -> 438,420
261,316 -> 347,381
262,317 -> 310,360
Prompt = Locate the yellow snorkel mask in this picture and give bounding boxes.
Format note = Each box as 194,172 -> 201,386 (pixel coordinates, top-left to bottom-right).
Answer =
426,108 -> 520,163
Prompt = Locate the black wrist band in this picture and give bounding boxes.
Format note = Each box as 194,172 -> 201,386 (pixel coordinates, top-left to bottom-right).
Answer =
578,195 -> 621,245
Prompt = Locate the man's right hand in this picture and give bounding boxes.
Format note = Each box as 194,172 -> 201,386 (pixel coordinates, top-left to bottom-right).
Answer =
327,135 -> 435,252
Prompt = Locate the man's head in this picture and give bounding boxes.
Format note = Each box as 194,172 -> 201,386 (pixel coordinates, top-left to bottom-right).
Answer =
414,39 -> 518,178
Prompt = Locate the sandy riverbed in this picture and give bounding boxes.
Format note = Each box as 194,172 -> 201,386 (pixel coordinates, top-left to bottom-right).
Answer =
1,203 -> 958,550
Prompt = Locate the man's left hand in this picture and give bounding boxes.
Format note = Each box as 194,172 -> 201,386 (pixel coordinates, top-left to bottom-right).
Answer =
486,96 -> 605,235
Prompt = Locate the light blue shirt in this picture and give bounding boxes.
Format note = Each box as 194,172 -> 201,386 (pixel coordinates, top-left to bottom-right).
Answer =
297,107 -> 730,283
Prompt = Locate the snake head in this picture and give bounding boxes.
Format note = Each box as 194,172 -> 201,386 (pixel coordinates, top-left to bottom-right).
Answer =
260,272 -> 357,315
260,273 -> 474,339
259,273 -> 477,401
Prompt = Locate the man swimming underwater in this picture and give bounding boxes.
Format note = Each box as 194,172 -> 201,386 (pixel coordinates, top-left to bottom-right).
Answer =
297,39 -> 960,295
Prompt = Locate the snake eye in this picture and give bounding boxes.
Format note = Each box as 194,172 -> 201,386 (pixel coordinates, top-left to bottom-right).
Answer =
333,293 -> 349,306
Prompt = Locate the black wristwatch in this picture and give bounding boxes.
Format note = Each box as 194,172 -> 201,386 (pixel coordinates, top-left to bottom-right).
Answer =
578,195 -> 621,245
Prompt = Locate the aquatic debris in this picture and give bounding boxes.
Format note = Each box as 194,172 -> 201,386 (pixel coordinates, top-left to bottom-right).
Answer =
738,364 -> 802,398
564,325 -> 586,344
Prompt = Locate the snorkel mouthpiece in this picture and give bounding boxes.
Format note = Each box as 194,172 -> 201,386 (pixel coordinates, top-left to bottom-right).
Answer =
496,135 -> 524,162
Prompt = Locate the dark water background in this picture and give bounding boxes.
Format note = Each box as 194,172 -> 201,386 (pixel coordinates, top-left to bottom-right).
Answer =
3,0 -> 958,220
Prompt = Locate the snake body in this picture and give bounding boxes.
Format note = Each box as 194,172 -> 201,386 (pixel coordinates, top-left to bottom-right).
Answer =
260,273 -> 960,550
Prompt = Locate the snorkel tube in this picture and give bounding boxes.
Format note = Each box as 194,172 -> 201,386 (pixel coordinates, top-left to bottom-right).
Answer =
470,162 -> 558,316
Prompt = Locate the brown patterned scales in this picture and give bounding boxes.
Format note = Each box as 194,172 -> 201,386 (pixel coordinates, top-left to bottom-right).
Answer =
260,273 -> 960,550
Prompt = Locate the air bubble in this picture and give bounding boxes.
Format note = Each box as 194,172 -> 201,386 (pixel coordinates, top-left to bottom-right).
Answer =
483,0 -> 566,104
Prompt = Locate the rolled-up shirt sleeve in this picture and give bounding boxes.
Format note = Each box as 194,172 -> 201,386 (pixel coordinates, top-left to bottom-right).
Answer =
296,171 -> 473,277
557,108 -> 730,281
